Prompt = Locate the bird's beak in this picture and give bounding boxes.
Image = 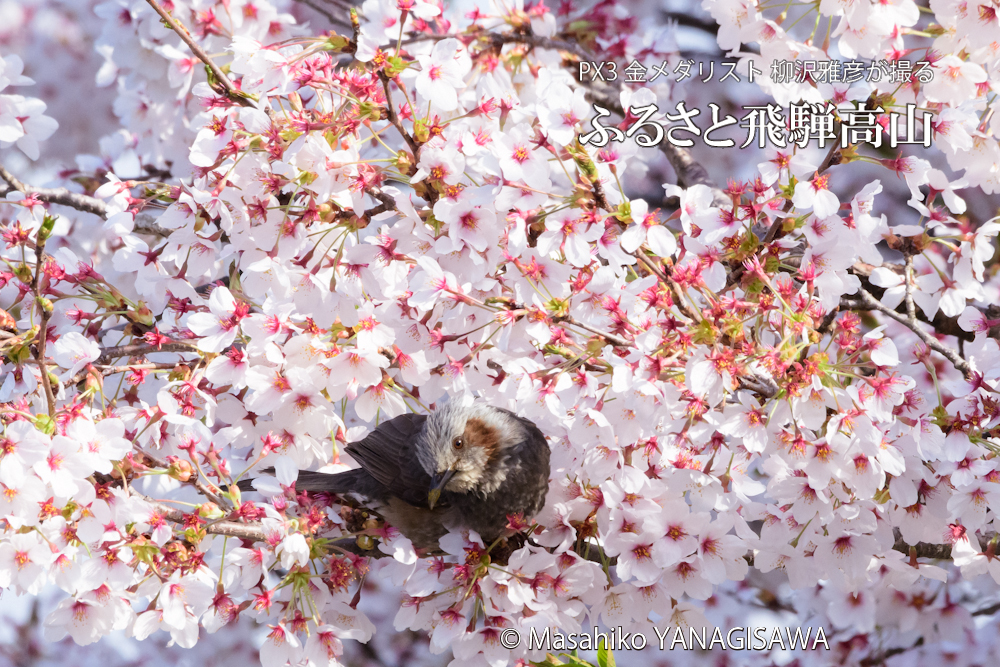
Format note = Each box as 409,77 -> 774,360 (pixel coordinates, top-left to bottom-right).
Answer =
428,469 -> 457,509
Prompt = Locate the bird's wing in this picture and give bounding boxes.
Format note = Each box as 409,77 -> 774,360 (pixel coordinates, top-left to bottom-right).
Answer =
345,412 -> 434,508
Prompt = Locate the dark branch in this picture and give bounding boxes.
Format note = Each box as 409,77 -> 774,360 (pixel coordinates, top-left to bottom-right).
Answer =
1,164 -> 108,217
294,0 -> 353,29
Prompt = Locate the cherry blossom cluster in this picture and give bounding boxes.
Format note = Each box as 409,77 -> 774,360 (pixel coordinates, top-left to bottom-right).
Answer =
0,54 -> 57,160
707,0 -> 1000,193
2,0 -> 1000,666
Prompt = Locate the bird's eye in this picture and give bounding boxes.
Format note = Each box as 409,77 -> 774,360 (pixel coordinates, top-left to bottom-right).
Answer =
452,437 -> 464,450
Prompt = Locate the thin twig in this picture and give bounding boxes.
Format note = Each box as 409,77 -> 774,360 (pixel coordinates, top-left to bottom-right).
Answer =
634,252 -> 702,322
799,305 -> 839,363
396,30 -> 594,63
854,288 -> 970,376
93,362 -> 179,375
145,0 -> 256,108
378,72 -> 421,158
362,185 -> 396,218
2,167 -> 174,235
904,253 -> 917,324
317,0 -> 358,13
552,315 -> 631,347
32,238 -> 56,416
847,260 -> 1000,343
973,601 -> 1000,617
492,32 -> 594,63
135,445 -> 230,509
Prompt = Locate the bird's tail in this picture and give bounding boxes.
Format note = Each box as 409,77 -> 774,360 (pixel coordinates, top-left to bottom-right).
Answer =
235,469 -> 368,494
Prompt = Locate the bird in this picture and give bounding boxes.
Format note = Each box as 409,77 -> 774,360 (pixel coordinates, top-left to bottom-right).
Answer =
238,401 -> 551,551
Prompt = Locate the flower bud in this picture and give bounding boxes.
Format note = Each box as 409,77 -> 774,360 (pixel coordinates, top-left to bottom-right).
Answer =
129,302 -> 155,327
198,502 -> 224,520
167,459 -> 194,482
82,365 -> 104,395
0,307 -> 15,333
37,214 -> 57,244
35,296 -> 54,316
394,151 -> 413,175
14,263 -> 33,283
33,414 -> 55,435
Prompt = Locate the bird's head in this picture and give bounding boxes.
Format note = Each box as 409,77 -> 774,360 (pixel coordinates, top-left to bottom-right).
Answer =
416,401 -> 523,507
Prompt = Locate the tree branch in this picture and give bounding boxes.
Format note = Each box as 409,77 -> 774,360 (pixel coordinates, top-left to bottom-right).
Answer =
850,288 -> 970,376
2,167 -> 174,237
97,340 -> 198,363
848,260 -> 999,343
634,252 -> 702,322
407,26 -> 727,206
551,315 -> 631,348
903,253 -> 917,325
661,12 -> 723,37
891,528 -> 995,560
361,185 -> 397,221
32,236 -> 56,416
399,30 -> 595,64
133,212 -> 172,236
293,0 -> 353,30
135,445 -> 229,509
378,72 -> 421,158
141,495 -> 268,542
0,164 -> 108,217
93,362 -> 178,376
395,28 -> 724,208
738,375 -> 778,399
490,32 -> 594,63
67,340 -> 199,386
973,601 -> 1000,617
145,0 -> 256,108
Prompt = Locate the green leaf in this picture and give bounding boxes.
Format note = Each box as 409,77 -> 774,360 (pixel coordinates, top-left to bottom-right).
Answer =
530,657 -> 563,667
33,414 -> 56,435
8,341 -> 31,365
413,119 -> 430,144
324,34 -> 351,52
690,318 -> 718,345
228,262 -> 243,295
384,55 -> 410,77
553,655 -> 592,667
14,263 -> 33,283
597,637 -> 616,667
614,201 -> 632,223
546,297 -> 570,318
38,214 -> 57,243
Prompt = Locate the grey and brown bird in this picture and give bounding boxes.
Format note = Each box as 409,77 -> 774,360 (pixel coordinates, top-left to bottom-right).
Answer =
238,402 -> 550,550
